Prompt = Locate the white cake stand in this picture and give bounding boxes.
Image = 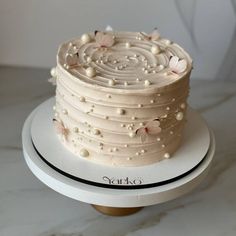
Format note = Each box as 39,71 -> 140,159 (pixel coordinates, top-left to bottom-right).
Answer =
22,99 -> 215,216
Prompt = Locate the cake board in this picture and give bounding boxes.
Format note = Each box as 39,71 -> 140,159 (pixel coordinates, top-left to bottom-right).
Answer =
22,99 -> 215,216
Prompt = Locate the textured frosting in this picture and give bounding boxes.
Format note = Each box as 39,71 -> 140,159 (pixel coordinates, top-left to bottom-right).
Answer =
51,30 -> 193,167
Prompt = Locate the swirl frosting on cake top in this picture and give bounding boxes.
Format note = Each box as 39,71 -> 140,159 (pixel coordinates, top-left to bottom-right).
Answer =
51,29 -> 193,167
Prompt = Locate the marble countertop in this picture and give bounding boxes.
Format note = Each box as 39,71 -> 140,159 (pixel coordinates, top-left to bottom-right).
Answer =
0,66 -> 236,236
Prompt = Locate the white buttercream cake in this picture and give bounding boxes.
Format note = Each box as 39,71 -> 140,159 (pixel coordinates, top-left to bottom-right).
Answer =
49,29 -> 193,167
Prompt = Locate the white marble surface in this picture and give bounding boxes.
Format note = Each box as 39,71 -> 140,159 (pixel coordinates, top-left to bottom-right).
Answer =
0,66 -> 236,236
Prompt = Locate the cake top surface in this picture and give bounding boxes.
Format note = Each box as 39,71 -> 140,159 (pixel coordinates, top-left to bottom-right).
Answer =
57,29 -> 192,93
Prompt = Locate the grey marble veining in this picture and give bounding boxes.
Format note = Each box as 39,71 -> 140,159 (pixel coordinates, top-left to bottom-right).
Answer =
0,66 -> 236,236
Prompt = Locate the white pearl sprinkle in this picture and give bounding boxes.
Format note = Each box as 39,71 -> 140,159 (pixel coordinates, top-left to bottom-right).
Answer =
144,80 -> 151,87
151,45 -> 160,54
124,81 -> 128,86
50,67 -> 57,77
117,108 -> 125,115
81,34 -> 91,44
86,56 -> 92,63
86,67 -> 96,78
166,107 -> 170,111
170,131 -> 174,135
158,65 -> 164,70
138,104 -> 143,108
157,137 -> 161,142
144,70 -> 149,74
113,147 -> 118,152
150,100 -> 154,104
165,39 -> 172,45
62,109 -> 68,115
125,42 -> 131,48
124,144 -> 128,147
120,124 -> 125,127
164,153 -> 170,159
162,144 -> 166,148
139,122 -> 144,126
131,116 -> 136,120
53,105 -> 56,111
108,79 -> 115,86
80,148 -> 89,157
180,103 -> 186,109
176,112 -> 184,121
135,152 -> 140,156
129,132 -> 136,138
141,149 -> 146,154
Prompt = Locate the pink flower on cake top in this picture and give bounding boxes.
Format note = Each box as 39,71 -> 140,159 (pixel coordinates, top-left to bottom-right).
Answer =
169,56 -> 187,74
140,28 -> 160,41
94,31 -> 115,49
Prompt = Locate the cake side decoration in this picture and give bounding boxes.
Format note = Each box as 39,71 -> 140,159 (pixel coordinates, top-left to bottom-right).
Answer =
53,119 -> 69,140
135,119 -> 162,142
50,29 -> 193,166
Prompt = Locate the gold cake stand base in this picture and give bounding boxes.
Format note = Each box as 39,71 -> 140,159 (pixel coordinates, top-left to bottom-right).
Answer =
92,205 -> 143,216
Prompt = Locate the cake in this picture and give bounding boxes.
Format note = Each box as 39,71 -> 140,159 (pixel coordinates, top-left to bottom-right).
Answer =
49,29 -> 192,167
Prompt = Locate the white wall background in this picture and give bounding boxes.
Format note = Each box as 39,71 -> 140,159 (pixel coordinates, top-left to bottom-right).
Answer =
0,0 -> 235,80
